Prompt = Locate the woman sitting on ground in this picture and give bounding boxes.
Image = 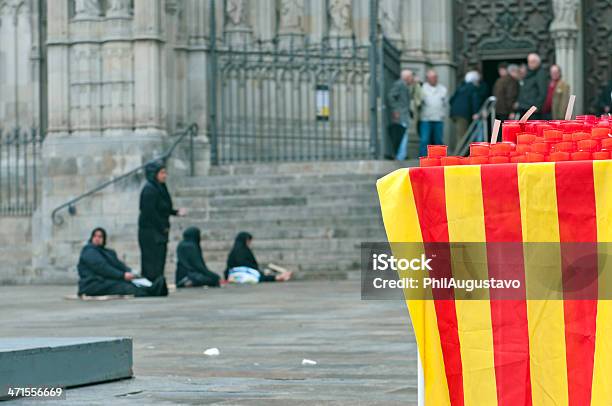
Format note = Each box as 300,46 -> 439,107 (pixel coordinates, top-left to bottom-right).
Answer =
77,227 -> 167,297
224,232 -> 292,283
176,226 -> 221,288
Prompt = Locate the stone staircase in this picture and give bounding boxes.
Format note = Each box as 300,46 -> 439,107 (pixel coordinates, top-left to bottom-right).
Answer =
167,160 -> 409,280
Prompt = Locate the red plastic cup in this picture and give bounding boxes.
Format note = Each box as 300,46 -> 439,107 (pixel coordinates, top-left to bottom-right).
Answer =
571,151 -> 591,161
531,142 -> 549,154
577,139 -> 599,152
490,142 -> 514,156
466,156 -> 489,165
440,156 -> 462,166
536,125 -> 554,137
543,130 -> 563,142
592,127 -> 611,139
552,141 -> 574,153
428,144 -> 448,157
548,151 -> 570,162
562,122 -> 584,133
470,142 -> 490,157
572,132 -> 590,142
489,156 -> 510,164
516,144 -> 532,154
501,124 -> 521,143
420,157 -> 441,167
526,152 -> 545,162
517,133 -> 536,144
511,155 -> 528,163
592,151 -> 610,160
602,138 -> 612,150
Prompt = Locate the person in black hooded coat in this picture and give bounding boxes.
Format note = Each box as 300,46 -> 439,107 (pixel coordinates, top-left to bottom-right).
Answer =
138,160 -> 185,283
225,232 -> 292,282
77,227 -> 168,297
176,226 -> 221,288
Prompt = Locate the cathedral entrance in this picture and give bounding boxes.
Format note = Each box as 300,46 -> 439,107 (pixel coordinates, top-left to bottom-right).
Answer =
481,58 -> 526,95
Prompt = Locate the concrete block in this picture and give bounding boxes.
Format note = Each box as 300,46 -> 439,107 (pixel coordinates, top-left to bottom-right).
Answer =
0,337 -> 132,399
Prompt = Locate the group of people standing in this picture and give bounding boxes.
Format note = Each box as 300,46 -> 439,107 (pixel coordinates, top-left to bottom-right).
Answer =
77,160 -> 291,298
386,52 -> 592,158
387,69 -> 449,159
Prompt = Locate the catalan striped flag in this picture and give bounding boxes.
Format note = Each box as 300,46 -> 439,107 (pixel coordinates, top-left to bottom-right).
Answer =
376,161 -> 612,406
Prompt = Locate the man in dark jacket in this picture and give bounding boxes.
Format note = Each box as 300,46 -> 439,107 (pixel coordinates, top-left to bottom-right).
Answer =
450,71 -> 482,150
516,53 -> 548,117
78,227 -> 167,296
138,160 -> 185,283
176,227 -> 220,288
493,63 -> 520,121
387,70 -> 414,160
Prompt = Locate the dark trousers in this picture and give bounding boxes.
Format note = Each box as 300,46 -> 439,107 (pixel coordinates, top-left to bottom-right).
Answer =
139,229 -> 168,281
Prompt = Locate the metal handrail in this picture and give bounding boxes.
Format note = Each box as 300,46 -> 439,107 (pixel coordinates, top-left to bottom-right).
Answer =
51,123 -> 198,226
452,96 -> 497,156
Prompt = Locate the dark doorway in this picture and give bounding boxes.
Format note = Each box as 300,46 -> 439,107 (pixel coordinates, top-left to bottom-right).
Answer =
481,58 -> 526,96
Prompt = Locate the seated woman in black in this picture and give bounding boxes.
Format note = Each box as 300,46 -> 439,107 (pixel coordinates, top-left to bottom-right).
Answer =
176,227 -> 221,288
224,232 -> 292,283
77,227 -> 167,297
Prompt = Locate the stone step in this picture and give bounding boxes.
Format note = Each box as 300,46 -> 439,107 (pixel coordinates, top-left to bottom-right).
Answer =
190,203 -> 381,221
173,214 -> 383,231
174,192 -> 380,209
179,225 -> 385,241
176,172 -> 388,189
174,180 -> 377,198
206,160 -> 409,176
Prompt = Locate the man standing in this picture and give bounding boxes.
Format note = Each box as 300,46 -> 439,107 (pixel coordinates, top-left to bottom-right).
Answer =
450,71 -> 481,151
493,63 -> 519,121
546,64 -> 570,120
419,69 -> 447,157
515,53 -> 548,118
387,70 -> 413,160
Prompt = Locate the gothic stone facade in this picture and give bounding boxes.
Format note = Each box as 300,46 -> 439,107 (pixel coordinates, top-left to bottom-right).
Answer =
0,0 -> 604,283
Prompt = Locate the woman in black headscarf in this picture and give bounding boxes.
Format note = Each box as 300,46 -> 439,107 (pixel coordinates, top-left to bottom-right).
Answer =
225,232 -> 292,283
176,226 -> 221,288
77,227 -> 167,297
138,160 -> 185,284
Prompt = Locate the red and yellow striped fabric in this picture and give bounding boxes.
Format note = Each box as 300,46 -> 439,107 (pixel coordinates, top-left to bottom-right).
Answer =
376,160 -> 612,406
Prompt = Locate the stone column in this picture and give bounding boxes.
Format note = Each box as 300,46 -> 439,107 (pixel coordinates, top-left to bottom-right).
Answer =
133,0 -> 165,133
550,0 -> 580,113
307,0 -> 327,44
46,0 -> 71,135
401,0 -> 424,61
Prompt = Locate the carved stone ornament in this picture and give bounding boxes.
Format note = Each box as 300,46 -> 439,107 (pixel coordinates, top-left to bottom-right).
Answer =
378,0 -> 400,37
279,0 -> 303,32
226,0 -> 247,27
328,0 -> 352,36
550,0 -> 579,31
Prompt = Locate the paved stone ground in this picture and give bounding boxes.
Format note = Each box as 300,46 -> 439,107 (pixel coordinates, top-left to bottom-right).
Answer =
1,281 -> 417,405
